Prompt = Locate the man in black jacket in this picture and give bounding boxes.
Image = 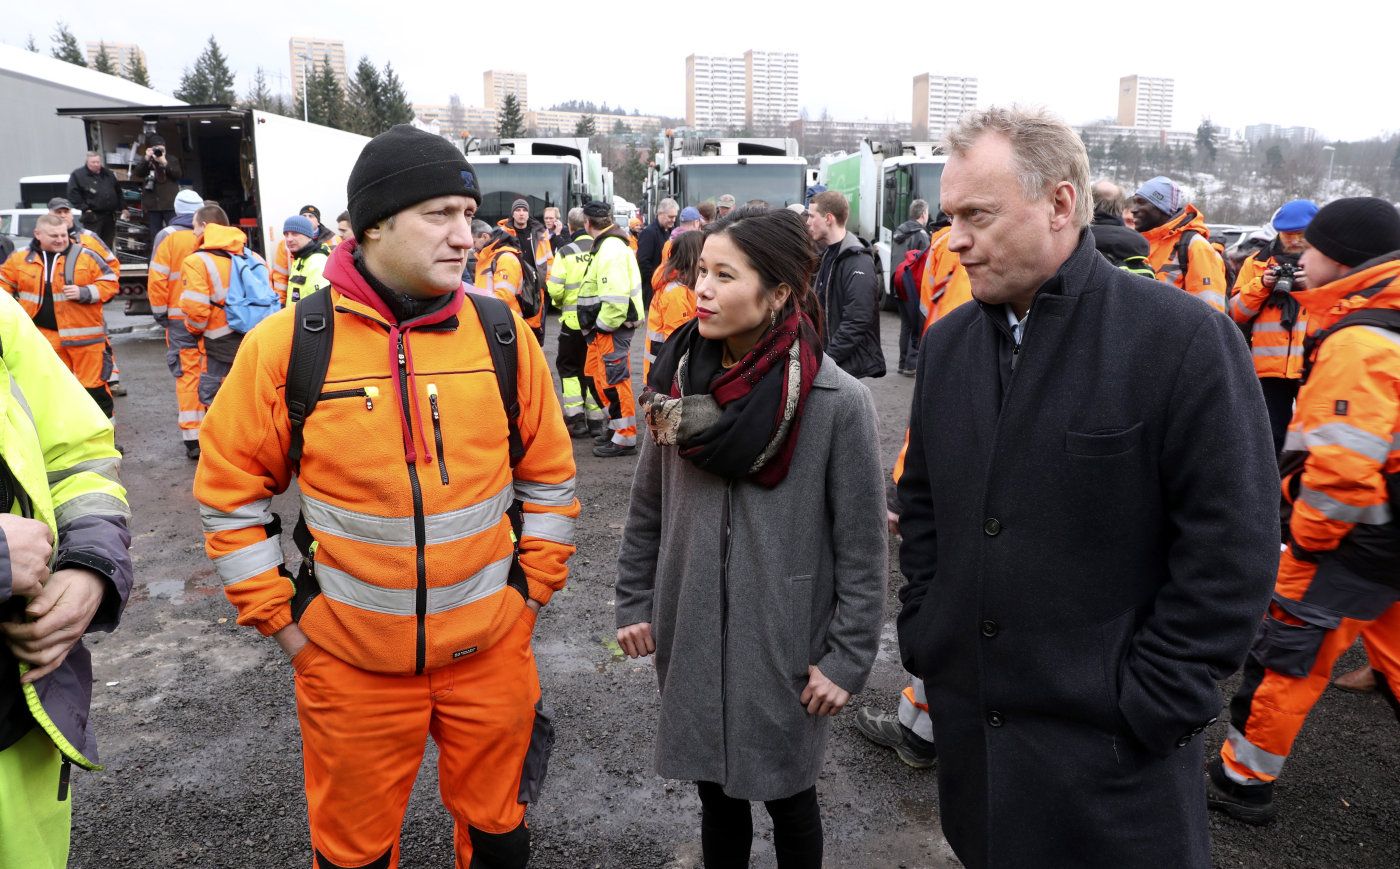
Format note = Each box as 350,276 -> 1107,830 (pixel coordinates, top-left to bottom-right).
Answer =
896,106 -> 1279,868
808,190 -> 884,379
130,135 -> 182,236
892,199 -> 932,374
66,152 -> 123,249
1089,179 -> 1152,272
637,198 -> 676,310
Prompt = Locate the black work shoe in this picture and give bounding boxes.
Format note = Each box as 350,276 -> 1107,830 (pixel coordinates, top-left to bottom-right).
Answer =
184,441 -> 201,461
110,381 -> 127,397
854,708 -> 937,769
588,419 -> 608,438
1206,758 -> 1276,825
592,441 -> 636,458
565,417 -> 591,439
594,430 -> 615,446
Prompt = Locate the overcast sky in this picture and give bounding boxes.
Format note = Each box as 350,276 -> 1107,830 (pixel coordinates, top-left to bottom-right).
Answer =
7,0 -> 1393,142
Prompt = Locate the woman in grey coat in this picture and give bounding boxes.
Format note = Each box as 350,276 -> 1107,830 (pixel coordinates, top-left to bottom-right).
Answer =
615,207 -> 887,868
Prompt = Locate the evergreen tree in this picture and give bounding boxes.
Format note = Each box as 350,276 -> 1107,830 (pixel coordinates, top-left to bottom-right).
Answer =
177,36 -> 237,104
378,63 -> 414,128
497,93 -> 524,138
612,118 -> 629,136
93,42 -> 116,76
575,114 -> 597,137
50,23 -> 86,66
242,67 -> 277,112
1195,119 -> 1218,163
345,56 -> 384,135
299,57 -> 346,129
124,52 -> 151,87
25,34 -> 39,53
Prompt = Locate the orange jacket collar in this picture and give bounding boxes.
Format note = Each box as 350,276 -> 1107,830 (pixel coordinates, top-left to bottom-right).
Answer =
322,239 -> 464,328
198,223 -> 247,253
1140,203 -> 1208,246
1292,253 -> 1400,329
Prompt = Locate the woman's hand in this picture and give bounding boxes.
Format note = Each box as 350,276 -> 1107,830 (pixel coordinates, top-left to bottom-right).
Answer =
800,665 -> 850,716
617,622 -> 655,658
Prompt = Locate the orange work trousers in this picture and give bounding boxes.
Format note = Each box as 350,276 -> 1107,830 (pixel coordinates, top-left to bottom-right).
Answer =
293,606 -> 547,869
584,327 -> 637,446
40,329 -> 112,419
165,321 -> 206,443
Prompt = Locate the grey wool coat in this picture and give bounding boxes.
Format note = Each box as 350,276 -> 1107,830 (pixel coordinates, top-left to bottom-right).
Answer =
616,356 -> 888,801
897,231 -> 1280,868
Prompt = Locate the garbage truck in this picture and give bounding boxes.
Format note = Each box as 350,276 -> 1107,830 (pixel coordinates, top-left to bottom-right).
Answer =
643,134 -> 807,219
465,137 -> 610,227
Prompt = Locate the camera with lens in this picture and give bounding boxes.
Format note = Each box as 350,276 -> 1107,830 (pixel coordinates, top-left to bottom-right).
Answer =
1273,263 -> 1298,293
153,147 -> 165,158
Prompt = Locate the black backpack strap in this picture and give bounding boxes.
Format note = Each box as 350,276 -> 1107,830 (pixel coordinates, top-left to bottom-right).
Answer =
1301,309 -> 1400,384
1174,229 -> 1197,284
465,292 -> 524,467
285,288 -> 336,474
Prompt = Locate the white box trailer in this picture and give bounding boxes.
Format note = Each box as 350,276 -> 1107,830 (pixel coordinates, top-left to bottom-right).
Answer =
56,104 -> 369,310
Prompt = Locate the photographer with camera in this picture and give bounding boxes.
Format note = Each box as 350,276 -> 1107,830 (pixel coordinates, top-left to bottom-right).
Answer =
129,134 -> 183,236
1229,199 -> 1319,453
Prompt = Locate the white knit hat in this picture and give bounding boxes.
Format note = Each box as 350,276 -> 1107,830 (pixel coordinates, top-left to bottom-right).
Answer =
174,188 -> 204,216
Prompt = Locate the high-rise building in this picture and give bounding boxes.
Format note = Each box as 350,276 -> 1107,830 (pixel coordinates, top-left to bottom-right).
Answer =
483,70 -> 528,112
289,37 -> 348,100
413,102 -> 499,139
686,54 -> 746,130
912,73 -> 978,139
1244,123 -> 1319,146
85,42 -> 147,78
744,50 -> 799,128
1117,75 -> 1174,128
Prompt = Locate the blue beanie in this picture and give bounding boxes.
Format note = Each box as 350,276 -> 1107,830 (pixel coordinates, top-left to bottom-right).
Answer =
1272,199 -> 1318,233
283,215 -> 317,237
1135,176 -> 1184,217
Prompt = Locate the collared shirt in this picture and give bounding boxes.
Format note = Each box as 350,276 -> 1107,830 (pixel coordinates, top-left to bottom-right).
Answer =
1005,305 -> 1027,346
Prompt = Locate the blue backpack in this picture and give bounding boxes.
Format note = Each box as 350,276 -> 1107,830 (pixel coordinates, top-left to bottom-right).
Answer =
200,249 -> 278,333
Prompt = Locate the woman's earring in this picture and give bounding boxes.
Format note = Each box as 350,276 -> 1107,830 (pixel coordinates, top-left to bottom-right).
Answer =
770,309 -> 778,329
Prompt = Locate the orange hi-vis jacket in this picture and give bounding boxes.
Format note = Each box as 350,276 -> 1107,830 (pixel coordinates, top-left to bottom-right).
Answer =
180,224 -> 266,339
476,239 -> 526,317
195,241 -> 579,675
0,242 -> 117,347
918,226 -> 973,335
495,220 -> 550,332
644,279 -> 696,380
74,228 -> 120,274
651,237 -> 677,296
1140,204 -> 1227,313
271,238 -> 290,303
1229,246 -> 1312,380
1275,254 -> 1400,597
147,223 -> 200,322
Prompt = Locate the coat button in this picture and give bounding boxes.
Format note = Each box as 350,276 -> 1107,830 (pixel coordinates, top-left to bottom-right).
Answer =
981,620 -> 1000,638
1176,735 -> 1191,747
983,518 -> 1002,537
987,711 -> 1004,727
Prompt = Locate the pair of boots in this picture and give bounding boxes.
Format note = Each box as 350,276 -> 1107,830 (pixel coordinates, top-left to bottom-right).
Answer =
566,414 -> 636,458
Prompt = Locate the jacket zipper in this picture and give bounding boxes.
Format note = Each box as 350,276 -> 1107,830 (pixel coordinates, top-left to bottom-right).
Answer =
396,334 -> 429,674
317,386 -> 379,410
427,383 -> 449,485
718,481 -> 733,780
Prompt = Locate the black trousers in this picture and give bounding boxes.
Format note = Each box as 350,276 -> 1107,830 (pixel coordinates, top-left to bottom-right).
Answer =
84,211 -> 117,250
897,293 -> 921,371
696,781 -> 822,869
1259,377 -> 1300,456
556,325 -> 600,410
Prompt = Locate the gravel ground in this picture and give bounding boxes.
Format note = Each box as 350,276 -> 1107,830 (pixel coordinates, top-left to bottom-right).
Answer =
66,305 -> 1398,868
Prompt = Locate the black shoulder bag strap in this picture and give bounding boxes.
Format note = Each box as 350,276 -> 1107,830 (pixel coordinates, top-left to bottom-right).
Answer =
465,292 -> 523,467
1301,308 -> 1400,384
1174,229 -> 1198,285
285,287 -> 336,474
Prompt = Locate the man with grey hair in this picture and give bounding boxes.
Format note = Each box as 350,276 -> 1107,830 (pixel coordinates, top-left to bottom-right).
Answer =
637,198 -> 678,309
893,198 -> 932,374
896,106 -> 1280,868
465,219 -> 492,279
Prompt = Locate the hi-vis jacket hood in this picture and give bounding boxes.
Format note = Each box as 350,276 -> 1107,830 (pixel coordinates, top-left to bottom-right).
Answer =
1291,252 -> 1400,329
1140,204 -> 1227,312
198,222 -> 248,254
1141,202 -> 1211,249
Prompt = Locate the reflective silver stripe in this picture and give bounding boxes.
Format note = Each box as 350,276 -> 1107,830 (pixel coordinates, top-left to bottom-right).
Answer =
197,253 -> 229,303
204,325 -> 234,339
178,410 -> 206,423
47,457 -> 121,488
1229,295 -> 1259,318
149,305 -> 169,315
314,555 -> 511,616
54,492 -> 130,529
548,275 -> 566,286
1250,321 -> 1289,334
645,352 -> 656,363
1252,346 -> 1303,357
521,511 -> 575,545
271,264 -> 289,276
59,326 -> 106,339
647,330 -> 667,343
562,303 -> 577,312
150,262 -> 171,276
168,270 -> 181,282
200,498 -> 274,532
213,537 -> 284,586
1226,725 -> 1286,778
1196,291 -> 1225,309
599,294 -> 631,305
1284,423 -> 1392,463
576,297 -> 602,308
1299,485 -> 1393,524
610,416 -> 637,429
182,428 -> 201,442
60,336 -> 106,348
301,484 -> 513,547
9,380 -> 35,429
18,292 -> 43,305
1360,325 -> 1400,349
513,477 -> 576,507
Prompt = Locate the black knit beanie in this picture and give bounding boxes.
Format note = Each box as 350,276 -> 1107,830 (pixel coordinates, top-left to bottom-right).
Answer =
1303,197 -> 1400,268
347,125 -> 481,238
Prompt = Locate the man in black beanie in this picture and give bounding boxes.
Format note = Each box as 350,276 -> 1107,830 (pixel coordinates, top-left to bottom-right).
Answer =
1210,196 -> 1400,825
194,124 -> 579,867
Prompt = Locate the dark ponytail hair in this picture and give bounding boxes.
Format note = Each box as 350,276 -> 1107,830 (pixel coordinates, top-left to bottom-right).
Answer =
702,205 -> 825,337
664,229 -> 706,289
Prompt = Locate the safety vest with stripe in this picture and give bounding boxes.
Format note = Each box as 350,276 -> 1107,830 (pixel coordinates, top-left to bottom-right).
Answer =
577,229 -> 643,334
0,291 -> 128,769
195,258 -> 580,677
147,225 -> 200,322
1228,249 -> 1312,380
546,232 -> 594,331
179,225 -> 266,340
0,244 -> 116,346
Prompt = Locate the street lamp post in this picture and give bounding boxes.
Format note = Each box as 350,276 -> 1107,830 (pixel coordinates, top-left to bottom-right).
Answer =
300,51 -> 313,123
1323,144 -> 1336,196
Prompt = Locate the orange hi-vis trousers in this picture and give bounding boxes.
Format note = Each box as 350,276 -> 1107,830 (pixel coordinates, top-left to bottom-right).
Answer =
293,607 -> 549,869
164,321 -> 206,443
40,328 -> 112,419
585,327 -> 637,446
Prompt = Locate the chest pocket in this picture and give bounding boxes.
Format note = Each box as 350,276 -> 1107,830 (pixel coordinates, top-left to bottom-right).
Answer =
1065,422 -> 1143,457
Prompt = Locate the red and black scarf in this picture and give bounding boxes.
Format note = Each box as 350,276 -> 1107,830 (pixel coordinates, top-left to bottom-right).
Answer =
641,311 -> 822,487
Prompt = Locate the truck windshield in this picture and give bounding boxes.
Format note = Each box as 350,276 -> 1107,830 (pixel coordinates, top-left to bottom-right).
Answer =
473,163 -> 572,226
675,164 -> 806,209
911,164 -> 945,211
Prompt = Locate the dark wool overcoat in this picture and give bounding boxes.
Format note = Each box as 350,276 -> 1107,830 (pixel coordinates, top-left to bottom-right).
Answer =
896,231 -> 1280,868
